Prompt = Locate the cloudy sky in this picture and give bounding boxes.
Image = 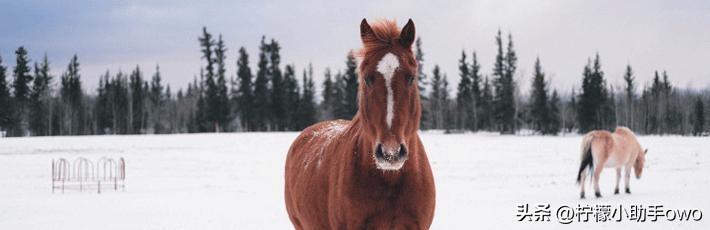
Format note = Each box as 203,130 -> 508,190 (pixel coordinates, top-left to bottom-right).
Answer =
1,0 -> 709,95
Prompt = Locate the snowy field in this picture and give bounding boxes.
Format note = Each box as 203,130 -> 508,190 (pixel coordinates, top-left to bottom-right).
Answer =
0,132 -> 708,229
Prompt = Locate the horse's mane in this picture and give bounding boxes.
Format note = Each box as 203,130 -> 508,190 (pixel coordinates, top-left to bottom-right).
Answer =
355,19 -> 401,58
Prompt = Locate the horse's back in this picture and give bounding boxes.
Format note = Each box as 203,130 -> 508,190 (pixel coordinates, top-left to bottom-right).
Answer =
585,127 -> 641,167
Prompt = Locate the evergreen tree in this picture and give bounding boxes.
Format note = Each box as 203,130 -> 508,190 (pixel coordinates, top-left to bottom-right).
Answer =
214,35 -> 230,131
415,37 -> 429,130
492,30 -> 517,133
577,54 -> 611,133
693,97 -> 705,136
0,56 -> 13,134
332,71 -> 347,119
283,64 -> 300,130
529,57 -> 549,134
198,27 -> 219,132
12,46 -> 33,136
129,66 -> 145,134
455,51 -> 473,130
342,52 -> 359,119
149,65 -> 165,133
252,37 -> 271,131
547,90 -> 562,135
235,47 -> 254,131
442,74 -> 452,132
29,55 -> 52,136
96,71 -> 112,134
566,87 -> 578,133
269,39 -> 286,130
297,64 -> 317,130
320,68 -> 335,120
112,71 -> 131,134
194,79 -> 208,132
60,55 -> 83,135
623,64 -> 635,127
470,52 -> 482,131
479,76 -> 494,131
429,65 -> 447,129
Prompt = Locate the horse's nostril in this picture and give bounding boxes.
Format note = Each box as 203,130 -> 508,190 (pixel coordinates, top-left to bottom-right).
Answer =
398,144 -> 407,158
375,144 -> 384,158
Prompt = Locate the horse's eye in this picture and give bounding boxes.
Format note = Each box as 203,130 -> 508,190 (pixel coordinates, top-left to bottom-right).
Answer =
365,74 -> 374,87
405,74 -> 414,86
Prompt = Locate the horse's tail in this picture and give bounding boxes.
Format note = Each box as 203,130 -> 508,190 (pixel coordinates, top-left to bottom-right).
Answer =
576,133 -> 594,184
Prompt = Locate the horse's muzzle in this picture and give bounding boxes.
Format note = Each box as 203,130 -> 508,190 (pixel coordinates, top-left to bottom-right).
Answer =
374,143 -> 408,170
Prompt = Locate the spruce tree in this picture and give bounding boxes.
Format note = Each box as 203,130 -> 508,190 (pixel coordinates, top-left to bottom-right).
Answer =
12,46 -> 32,136
429,65 -> 445,129
577,54 -> 610,133
252,37 -> 271,131
415,37 -> 429,130
470,52 -> 482,131
547,90 -> 562,135
321,68 -> 335,120
96,71 -> 112,134
269,39 -> 285,130
150,65 -> 165,133
198,27 -> 219,132
492,30 -> 517,133
693,97 -> 705,136
236,47 -> 254,131
441,74 -> 452,132
214,35 -> 230,131
129,66 -> 145,134
342,52 -> 359,119
623,64 -> 635,127
455,51 -> 472,130
60,55 -> 83,135
332,71 -> 346,119
29,55 -> 52,136
283,64 -> 300,130
0,56 -> 12,134
480,76 -> 494,131
529,57 -> 549,134
297,64 -> 317,130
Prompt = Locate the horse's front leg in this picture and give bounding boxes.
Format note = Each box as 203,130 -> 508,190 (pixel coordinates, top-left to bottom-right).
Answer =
593,164 -> 604,198
614,168 -> 621,195
624,165 -> 632,194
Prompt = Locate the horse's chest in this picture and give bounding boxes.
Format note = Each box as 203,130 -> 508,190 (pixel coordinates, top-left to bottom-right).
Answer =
333,177 -> 429,228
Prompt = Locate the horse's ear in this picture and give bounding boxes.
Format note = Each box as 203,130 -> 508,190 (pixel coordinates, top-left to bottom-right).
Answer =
399,19 -> 415,48
360,18 -> 375,43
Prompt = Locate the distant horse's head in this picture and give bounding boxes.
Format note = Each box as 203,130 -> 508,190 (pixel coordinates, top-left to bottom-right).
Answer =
635,148 -> 648,179
357,19 -> 420,171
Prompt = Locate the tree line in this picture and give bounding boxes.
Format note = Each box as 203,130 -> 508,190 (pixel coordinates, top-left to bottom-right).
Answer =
0,28 -> 707,137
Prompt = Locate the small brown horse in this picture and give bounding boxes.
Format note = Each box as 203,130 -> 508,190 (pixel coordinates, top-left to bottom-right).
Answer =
577,127 -> 648,198
284,19 -> 435,229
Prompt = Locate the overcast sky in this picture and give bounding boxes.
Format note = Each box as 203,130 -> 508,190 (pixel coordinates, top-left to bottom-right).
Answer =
1,0 -> 709,96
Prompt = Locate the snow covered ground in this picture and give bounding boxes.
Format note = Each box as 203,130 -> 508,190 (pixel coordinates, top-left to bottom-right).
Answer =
0,132 -> 707,229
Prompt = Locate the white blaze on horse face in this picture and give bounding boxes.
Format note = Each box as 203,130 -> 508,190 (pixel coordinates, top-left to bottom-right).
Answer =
376,52 -> 399,129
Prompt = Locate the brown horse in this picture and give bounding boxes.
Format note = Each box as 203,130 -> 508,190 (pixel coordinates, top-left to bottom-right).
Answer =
576,126 -> 648,199
284,19 -> 435,229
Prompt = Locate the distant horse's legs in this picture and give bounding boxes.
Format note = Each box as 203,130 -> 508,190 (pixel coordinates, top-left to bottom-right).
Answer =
614,168 -> 621,194
593,164 -> 603,198
579,168 -> 587,199
624,165 -> 632,194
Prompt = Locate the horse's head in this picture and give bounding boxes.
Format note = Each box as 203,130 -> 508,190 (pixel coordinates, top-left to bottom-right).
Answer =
357,19 -> 420,171
635,148 -> 648,179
